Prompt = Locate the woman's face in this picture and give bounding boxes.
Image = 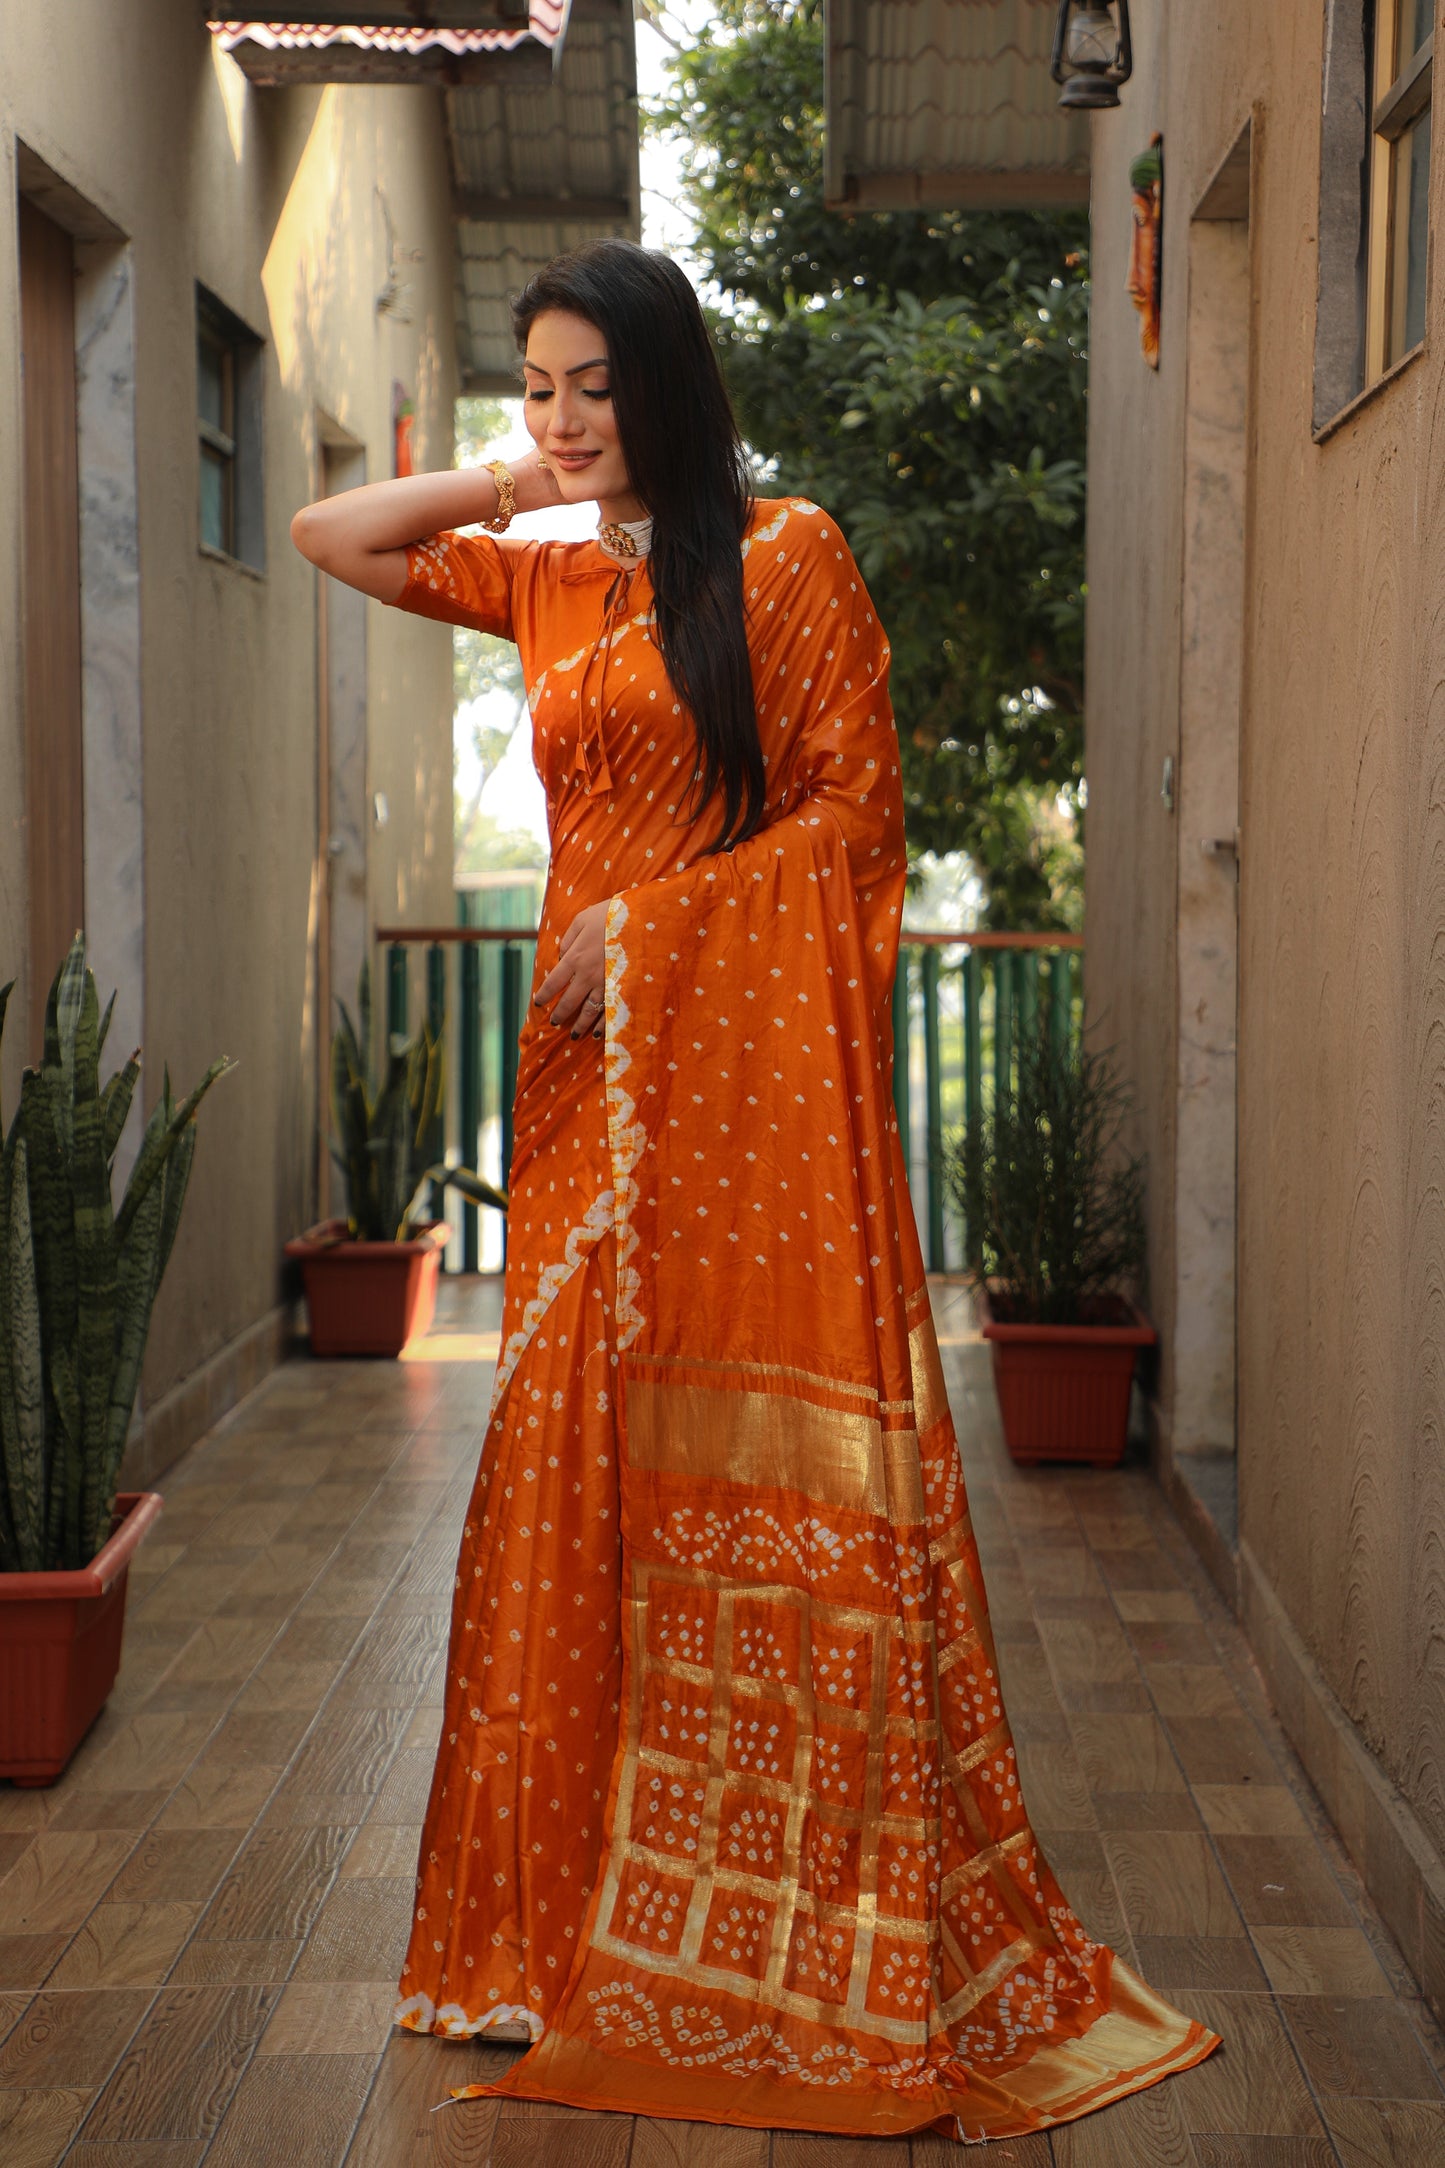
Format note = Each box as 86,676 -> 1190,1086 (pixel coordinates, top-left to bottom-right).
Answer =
522,309 -> 643,520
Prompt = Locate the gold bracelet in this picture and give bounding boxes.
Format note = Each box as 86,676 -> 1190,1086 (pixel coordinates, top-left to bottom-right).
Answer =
479,460 -> 515,533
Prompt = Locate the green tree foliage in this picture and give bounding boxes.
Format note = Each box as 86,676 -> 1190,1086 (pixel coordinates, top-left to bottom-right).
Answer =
654,0 -> 1089,927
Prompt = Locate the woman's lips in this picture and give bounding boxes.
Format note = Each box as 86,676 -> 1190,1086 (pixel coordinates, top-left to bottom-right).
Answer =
550,449 -> 600,469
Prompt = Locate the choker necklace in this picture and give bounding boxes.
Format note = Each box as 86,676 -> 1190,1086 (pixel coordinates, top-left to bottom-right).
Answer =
598,515 -> 653,562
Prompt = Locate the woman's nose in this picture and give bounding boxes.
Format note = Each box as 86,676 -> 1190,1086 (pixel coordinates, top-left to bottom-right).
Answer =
550,391 -> 585,439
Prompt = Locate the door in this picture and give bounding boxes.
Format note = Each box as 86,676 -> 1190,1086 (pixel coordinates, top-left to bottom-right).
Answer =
19,195 -> 84,1057
1171,122 -> 1253,1534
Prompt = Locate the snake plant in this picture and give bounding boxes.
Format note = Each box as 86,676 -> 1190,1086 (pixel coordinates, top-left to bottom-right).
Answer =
0,936 -> 232,1574
330,963 -> 505,1242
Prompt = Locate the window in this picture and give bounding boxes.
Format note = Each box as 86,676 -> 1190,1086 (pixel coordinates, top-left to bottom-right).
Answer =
196,286 -> 264,567
1314,0 -> 1434,428
1368,0 -> 1433,373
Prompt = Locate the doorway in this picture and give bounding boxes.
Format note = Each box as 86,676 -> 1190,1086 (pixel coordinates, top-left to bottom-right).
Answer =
19,195 -> 85,1058
1170,120 -> 1255,1550
315,425 -> 369,1216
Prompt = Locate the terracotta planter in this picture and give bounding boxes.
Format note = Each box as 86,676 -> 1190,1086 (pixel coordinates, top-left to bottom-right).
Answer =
285,1218 -> 447,1357
0,1491 -> 164,1786
978,1287 -> 1156,1467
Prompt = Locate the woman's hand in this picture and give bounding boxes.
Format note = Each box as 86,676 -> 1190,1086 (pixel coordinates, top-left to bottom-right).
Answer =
534,900 -> 611,1039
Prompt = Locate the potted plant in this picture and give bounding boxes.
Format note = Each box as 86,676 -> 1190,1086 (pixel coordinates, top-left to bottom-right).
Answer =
947,1027 -> 1155,1467
0,937 -> 231,1784
286,966 -> 504,1358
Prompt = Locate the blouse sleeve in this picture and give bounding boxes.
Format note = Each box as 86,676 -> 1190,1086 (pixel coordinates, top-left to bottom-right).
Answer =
394,529 -> 529,639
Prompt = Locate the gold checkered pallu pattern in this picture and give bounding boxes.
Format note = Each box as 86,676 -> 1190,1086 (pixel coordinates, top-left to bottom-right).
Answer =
391,498 -> 1220,2140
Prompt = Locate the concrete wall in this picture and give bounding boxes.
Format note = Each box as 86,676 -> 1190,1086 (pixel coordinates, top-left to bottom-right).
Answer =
1086,1 -> 1445,2014
0,2 -> 457,1455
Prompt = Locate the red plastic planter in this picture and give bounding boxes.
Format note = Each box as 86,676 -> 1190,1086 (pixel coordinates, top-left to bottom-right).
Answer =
0,1491 -> 163,1786
978,1288 -> 1156,1467
285,1219 -> 447,1358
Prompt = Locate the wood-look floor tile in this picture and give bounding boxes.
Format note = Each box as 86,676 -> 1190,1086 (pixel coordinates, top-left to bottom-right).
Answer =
1252,1926 -> 1394,1997
155,1762 -> 280,1832
1144,1664 -> 1241,1718
291,1877 -> 412,1983
0,1987 -> 152,2088
49,1792 -> 173,1835
258,1979 -> 396,2055
1322,2095 -> 1445,2163
203,1710 -> 316,1767
345,2030 -> 518,2166
772,2134 -> 909,2165
1214,1837 -> 1355,1929
1112,1590 -> 1202,1624
1134,1934 -> 1271,1991
202,2049 -> 375,2167
1194,1786 -> 1310,1838
48,1903 -> 200,1988
0,1789 -> 62,1834
197,1824 -> 352,1946
0,1833 -> 136,1934
66,2143 -> 208,2168
0,2083 -> 93,2167
1051,2073 -> 1194,2165
1278,1995 -> 1445,2100
1092,1545 -> 1186,1591
340,1825 -> 421,1881
1102,1830 -> 1246,1940
281,1710 -> 410,1801
261,1790 -> 378,1830
1015,1744 -> 1097,1832
0,1989 -> 29,2041
370,1751 -> 437,1826
1056,1677 -> 1155,1716
84,1983 -> 277,2140
1165,1718 -> 1282,1788
81,1715 -> 216,1794
488,2118 -> 635,2166
1190,2140 -> 1337,2166
1070,1717 -> 1189,1795
1164,1987 -> 1324,2135
1091,1789 -> 1204,1832
0,1833 -> 35,1881
233,1661 -> 344,1714
912,2133 -> 1051,2165
0,1934 -> 69,1987
167,1939 -> 299,1985
628,2118 -> 771,2166
109,1831 -> 241,1907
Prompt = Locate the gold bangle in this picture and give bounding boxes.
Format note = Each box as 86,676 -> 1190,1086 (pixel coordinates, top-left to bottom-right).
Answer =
479,460 -> 515,533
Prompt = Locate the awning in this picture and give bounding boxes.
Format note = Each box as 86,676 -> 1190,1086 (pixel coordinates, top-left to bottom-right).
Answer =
210,6 -> 569,85
208,4 -> 640,392
824,0 -> 1089,211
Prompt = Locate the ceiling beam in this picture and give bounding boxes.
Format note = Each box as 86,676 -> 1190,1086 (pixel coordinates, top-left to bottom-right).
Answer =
454,191 -> 632,224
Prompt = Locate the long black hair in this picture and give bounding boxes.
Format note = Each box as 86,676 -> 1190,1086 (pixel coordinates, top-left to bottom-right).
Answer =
512,240 -> 764,851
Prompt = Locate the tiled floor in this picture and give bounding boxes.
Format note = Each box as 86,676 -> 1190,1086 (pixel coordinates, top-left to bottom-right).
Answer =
1,1278 -> 1443,2165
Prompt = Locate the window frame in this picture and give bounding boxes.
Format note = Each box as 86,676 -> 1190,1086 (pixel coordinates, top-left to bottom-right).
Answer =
196,285 -> 265,572
1366,1 -> 1434,378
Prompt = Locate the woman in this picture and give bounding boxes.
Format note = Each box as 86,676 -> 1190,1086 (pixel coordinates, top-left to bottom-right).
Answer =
292,240 -> 1219,2143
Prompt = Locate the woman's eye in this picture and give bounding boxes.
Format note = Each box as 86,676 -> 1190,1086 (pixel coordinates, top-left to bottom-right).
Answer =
582,388 -> 611,402
527,388 -> 552,403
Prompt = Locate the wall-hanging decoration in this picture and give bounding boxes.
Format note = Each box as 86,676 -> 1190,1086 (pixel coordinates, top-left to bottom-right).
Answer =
393,381 -> 416,478
1127,134 -> 1163,367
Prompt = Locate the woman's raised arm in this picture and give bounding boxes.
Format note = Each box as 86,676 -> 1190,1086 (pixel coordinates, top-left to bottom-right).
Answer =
289,453 -> 561,602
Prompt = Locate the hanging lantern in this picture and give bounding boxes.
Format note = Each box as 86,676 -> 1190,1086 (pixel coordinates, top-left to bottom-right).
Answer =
1050,0 -> 1134,109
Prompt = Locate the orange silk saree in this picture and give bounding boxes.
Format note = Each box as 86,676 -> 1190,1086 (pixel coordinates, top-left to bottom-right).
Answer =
393,498 -> 1220,2140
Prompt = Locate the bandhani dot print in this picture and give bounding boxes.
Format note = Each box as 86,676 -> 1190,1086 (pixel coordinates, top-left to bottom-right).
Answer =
391,500 -> 1220,2140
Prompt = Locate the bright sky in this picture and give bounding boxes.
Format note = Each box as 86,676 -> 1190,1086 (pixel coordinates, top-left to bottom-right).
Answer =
455,8 -> 702,856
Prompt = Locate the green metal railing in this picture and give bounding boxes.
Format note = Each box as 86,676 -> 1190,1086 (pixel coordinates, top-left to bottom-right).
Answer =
892,933 -> 1084,1274
375,917 -> 1083,1275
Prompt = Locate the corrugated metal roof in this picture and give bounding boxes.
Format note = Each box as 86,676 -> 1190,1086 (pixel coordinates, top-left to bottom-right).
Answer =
209,5 -> 569,83
450,6 -> 640,390
825,0 -> 1089,211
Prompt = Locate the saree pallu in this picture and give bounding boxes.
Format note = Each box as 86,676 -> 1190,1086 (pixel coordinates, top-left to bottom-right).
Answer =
396,498 -> 1220,2140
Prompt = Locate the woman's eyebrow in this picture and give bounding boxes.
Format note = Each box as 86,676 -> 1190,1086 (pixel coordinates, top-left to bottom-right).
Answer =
521,357 -> 609,378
